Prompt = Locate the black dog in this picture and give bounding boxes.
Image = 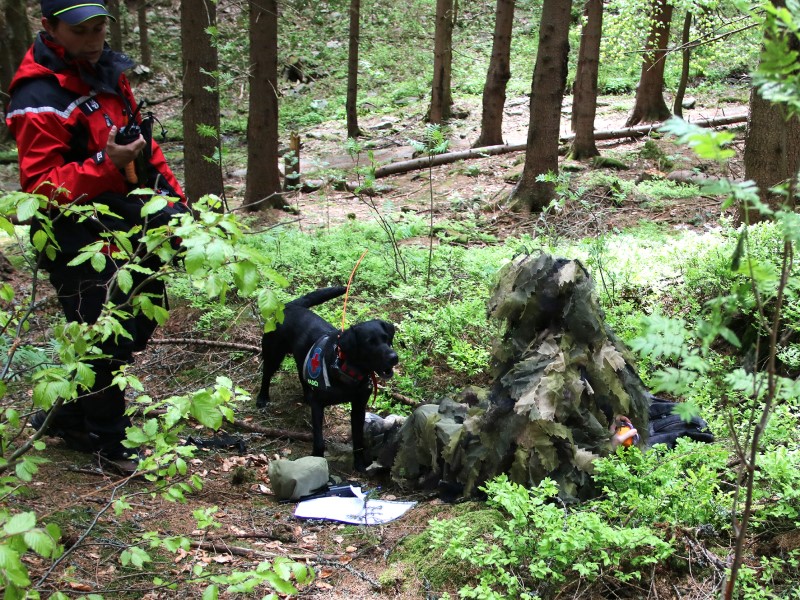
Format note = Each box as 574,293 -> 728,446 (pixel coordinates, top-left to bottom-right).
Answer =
256,286 -> 398,471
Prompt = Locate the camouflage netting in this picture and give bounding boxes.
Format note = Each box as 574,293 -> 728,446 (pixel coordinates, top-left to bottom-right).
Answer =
378,252 -> 653,501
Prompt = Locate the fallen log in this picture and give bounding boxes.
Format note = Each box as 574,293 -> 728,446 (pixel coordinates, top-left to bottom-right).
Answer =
371,112 -> 749,179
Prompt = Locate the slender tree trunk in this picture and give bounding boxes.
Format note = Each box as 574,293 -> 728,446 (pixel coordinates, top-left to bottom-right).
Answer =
0,0 -> 31,94
741,0 -> 800,225
673,11 -> 693,118
243,0 -> 283,211
137,1 -> 151,67
568,0 -> 603,160
626,0 -> 673,126
346,0 -> 362,138
181,0 -> 223,203
0,0 -> 30,141
473,0 -> 515,148
428,0 -> 454,123
106,0 -> 123,51
507,0 -> 572,213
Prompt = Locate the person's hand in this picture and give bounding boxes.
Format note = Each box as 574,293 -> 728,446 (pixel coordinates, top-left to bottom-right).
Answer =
106,126 -> 146,170
610,415 -> 639,449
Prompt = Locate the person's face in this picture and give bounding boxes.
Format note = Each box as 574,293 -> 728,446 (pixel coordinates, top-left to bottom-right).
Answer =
42,15 -> 107,64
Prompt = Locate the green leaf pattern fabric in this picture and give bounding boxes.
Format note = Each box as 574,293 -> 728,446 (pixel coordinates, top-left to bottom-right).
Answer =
386,253 -> 651,501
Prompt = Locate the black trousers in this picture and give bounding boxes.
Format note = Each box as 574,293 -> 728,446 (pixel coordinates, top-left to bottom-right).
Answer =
45,254 -> 166,453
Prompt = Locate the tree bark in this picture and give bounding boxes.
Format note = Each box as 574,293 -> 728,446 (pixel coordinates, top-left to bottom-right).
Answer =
568,0 -> 603,160
181,0 -> 223,203
0,0 -> 31,97
626,0 -> 673,127
473,0 -> 515,148
740,0 -> 800,225
673,11 -> 693,118
136,1 -> 151,67
428,0 -> 454,123
346,0 -> 362,138
507,0 -> 572,213
243,0 -> 284,211
742,94 -> 800,224
106,0 -> 123,52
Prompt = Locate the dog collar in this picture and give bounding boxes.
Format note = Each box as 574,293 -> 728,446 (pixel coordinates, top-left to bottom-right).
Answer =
332,344 -> 370,387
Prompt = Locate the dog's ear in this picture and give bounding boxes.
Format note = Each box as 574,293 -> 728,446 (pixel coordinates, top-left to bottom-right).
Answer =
338,328 -> 357,354
380,320 -> 395,342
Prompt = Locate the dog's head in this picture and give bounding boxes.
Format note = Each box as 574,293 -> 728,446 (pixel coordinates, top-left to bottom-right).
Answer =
338,319 -> 398,379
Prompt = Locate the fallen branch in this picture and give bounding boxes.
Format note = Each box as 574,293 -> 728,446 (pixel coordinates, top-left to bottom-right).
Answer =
232,419 -> 314,443
683,530 -> 729,574
150,337 -> 261,353
315,557 -> 382,590
371,112 -> 749,179
388,391 -> 420,408
190,540 -> 342,562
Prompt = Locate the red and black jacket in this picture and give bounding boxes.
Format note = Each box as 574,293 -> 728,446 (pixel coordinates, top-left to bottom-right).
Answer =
5,33 -> 186,255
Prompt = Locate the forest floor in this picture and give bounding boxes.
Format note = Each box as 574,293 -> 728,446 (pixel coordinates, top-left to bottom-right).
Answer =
1,89 -> 754,599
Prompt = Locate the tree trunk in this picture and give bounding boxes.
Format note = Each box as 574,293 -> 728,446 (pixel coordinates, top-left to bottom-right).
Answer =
346,0 -> 362,138
742,93 -> 800,224
626,0 -> 673,126
568,0 -> 603,160
181,0 -> 223,203
137,1 -> 151,68
428,0 -> 454,123
0,0 -> 31,96
106,0 -> 123,52
741,0 -> 800,225
0,0 -> 30,141
473,0 -> 515,148
243,0 -> 284,211
673,11 -> 692,118
507,0 -> 572,213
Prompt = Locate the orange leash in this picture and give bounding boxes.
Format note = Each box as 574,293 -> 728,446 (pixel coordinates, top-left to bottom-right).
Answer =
340,249 -> 368,332
339,249 -> 377,402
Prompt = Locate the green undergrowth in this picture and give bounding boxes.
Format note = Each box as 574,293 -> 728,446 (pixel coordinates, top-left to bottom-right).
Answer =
387,504 -> 505,591
168,216 -> 793,412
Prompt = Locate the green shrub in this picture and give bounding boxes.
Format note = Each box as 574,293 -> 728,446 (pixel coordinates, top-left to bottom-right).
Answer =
429,476 -> 673,599
592,440 -> 732,530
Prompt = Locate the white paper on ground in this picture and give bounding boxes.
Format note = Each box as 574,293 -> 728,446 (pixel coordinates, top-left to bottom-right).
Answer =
294,486 -> 416,525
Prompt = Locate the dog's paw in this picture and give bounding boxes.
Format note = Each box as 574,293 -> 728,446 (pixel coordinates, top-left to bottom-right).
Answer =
255,396 -> 269,409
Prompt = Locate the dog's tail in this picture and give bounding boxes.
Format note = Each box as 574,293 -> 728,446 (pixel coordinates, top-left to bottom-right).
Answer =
290,286 -> 347,309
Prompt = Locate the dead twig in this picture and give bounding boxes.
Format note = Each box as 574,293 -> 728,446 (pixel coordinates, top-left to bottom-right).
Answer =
233,419 -> 314,443
150,337 -> 260,353
314,557 -> 381,590
190,540 -> 342,562
683,531 -> 729,574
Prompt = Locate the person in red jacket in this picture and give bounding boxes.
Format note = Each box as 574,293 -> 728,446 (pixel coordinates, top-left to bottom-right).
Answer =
5,0 -> 187,472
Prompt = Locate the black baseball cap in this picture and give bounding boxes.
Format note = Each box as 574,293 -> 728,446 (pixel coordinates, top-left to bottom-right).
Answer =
41,1 -> 115,25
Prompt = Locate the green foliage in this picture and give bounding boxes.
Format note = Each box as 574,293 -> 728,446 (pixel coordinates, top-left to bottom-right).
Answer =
0,189 -> 292,596
389,505 -> 505,589
429,476 -> 673,599
0,511 -> 62,597
752,0 -> 800,115
593,440 -> 732,529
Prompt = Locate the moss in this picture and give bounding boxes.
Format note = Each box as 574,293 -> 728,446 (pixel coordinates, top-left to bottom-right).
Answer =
387,505 -> 505,590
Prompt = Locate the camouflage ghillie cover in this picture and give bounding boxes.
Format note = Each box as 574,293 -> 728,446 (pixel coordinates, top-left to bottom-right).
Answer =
386,252 -> 652,501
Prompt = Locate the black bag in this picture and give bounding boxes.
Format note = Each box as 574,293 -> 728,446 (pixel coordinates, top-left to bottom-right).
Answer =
647,395 -> 715,448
